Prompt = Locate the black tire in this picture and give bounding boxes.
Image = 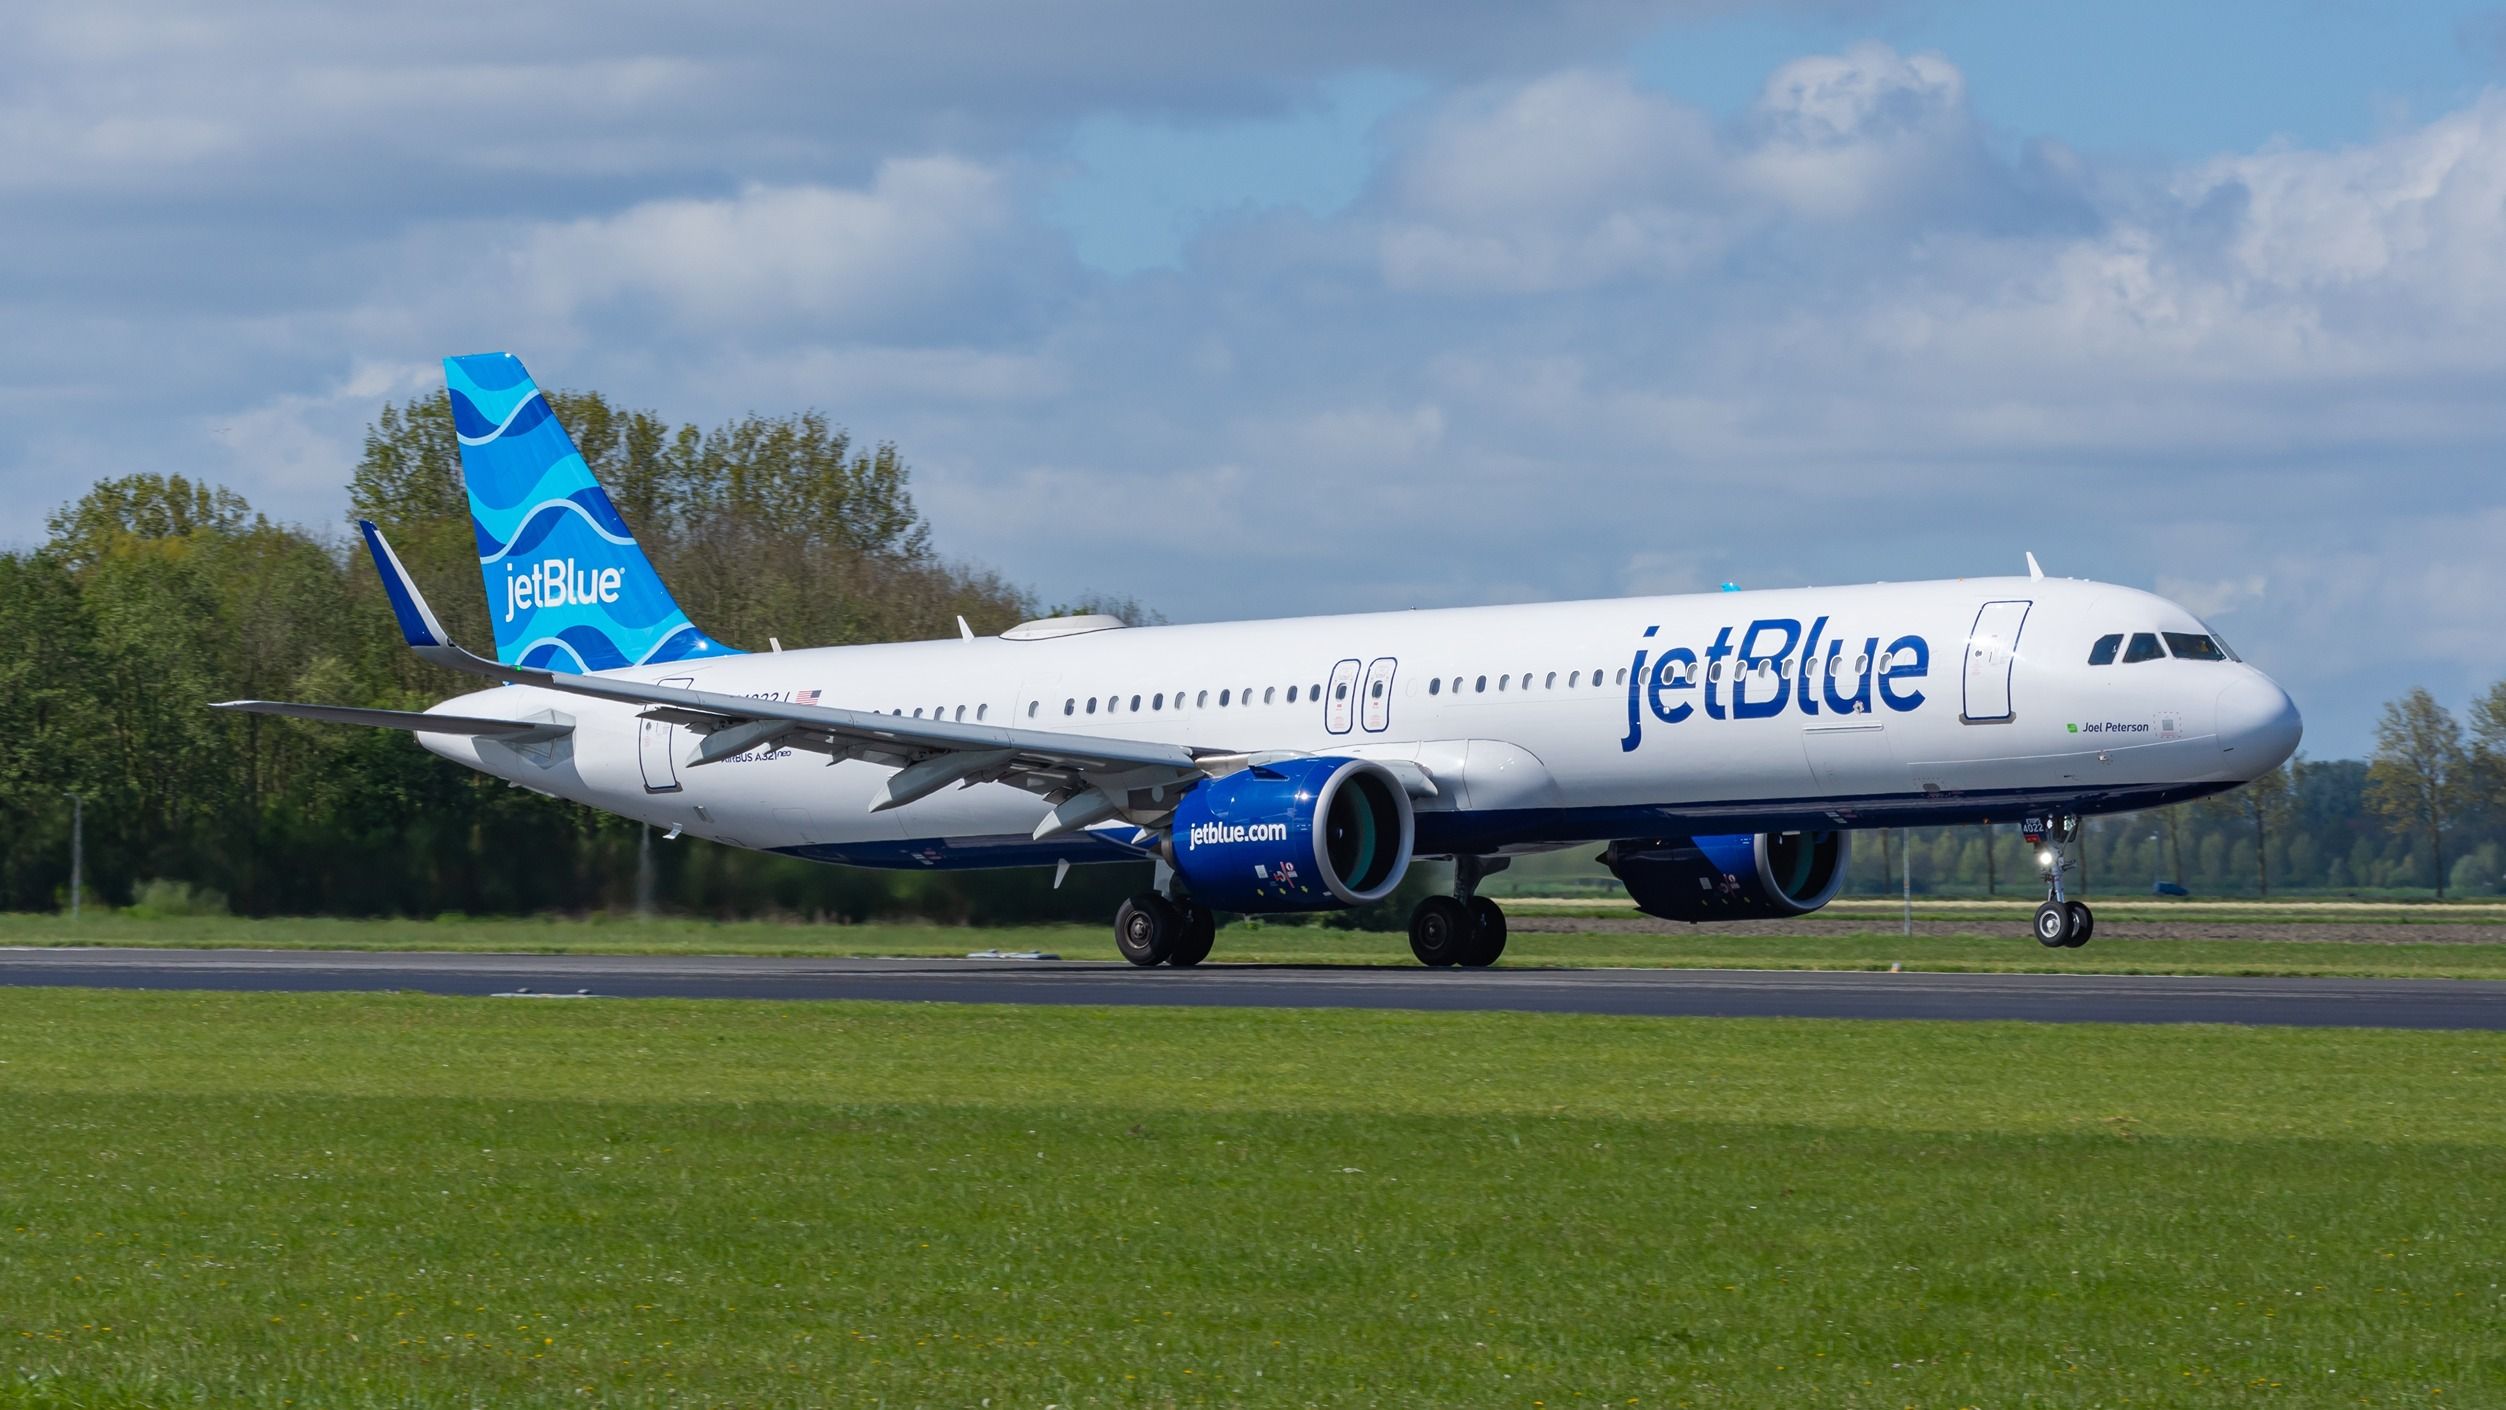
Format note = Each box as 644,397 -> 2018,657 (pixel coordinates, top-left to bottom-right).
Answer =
1409,895 -> 1470,967
1460,896 -> 1508,967
1115,893 -> 1178,967
2062,901 -> 2095,948
1167,900 -> 1216,967
2032,900 -> 2073,948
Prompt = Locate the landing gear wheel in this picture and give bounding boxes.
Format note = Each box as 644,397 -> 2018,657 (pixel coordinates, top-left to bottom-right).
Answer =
1115,893 -> 1179,967
1460,896 -> 1508,967
2062,901 -> 2095,948
1408,895 -> 1470,967
1167,900 -> 1217,967
2033,900 -> 2074,948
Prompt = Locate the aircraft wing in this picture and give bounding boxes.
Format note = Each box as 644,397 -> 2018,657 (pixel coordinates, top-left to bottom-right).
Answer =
356,521 -> 1223,836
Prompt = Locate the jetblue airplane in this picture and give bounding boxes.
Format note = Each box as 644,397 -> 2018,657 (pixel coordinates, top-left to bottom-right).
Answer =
218,353 -> 2302,966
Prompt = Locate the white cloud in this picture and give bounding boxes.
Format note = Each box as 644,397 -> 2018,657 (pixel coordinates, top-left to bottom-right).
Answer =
512,161 -> 1023,333
1735,43 -> 1975,220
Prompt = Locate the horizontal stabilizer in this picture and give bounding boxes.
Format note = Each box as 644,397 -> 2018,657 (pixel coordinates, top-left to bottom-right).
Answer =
213,700 -> 571,742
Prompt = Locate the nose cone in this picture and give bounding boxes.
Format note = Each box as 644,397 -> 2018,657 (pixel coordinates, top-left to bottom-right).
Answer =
2215,673 -> 2302,773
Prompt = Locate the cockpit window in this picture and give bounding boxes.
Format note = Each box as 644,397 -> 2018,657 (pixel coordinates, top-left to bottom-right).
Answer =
2088,633 -> 2122,666
2164,632 -> 2226,661
2122,632 -> 2165,664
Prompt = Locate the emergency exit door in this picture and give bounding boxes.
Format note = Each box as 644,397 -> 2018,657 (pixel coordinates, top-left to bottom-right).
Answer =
1961,601 -> 2031,723
639,676 -> 696,791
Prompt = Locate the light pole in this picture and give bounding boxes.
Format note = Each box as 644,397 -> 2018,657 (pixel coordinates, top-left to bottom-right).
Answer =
1901,828 -> 1912,936
66,793 -> 82,922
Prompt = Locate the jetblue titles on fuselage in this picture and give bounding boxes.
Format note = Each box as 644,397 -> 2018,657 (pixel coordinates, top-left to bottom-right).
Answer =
1621,616 -> 1930,752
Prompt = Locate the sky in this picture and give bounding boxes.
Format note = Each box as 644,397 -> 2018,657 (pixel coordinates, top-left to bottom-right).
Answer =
5,1 -> 2504,758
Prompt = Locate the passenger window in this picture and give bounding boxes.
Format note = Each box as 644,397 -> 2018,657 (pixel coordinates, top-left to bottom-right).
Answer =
1475,675 -> 1488,693
1287,686 -> 1299,703
1028,701 -> 1039,718
1774,660 -> 1789,680
912,707 -> 924,718
1310,683 -> 1322,699
1086,698 -> 1097,713
1615,668 -> 1627,685
1335,682 -> 1348,700
954,705 -> 966,721
2124,632 -> 2164,664
2164,632 -> 2226,661
1264,687 -> 1276,704
1218,689 -> 1230,706
1152,693 -> 1164,710
1428,678 -> 1441,695
1195,690 -> 1207,707
1707,662 -> 1721,682
1854,654 -> 1869,674
978,704 -> 987,721
1063,698 -> 1075,716
1371,681 -> 1385,698
2088,633 -> 2122,666
1130,694 -> 1142,711
1498,675 -> 1510,691
1568,671 -> 1580,687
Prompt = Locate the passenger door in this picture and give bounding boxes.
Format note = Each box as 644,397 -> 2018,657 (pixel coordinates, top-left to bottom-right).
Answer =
1961,601 -> 2031,723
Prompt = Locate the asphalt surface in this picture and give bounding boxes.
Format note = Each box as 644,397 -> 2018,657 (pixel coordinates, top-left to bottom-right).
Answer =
3,948 -> 2503,1029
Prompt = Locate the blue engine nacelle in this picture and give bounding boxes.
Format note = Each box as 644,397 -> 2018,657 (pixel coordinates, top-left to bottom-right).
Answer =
1600,831 -> 1851,923
1169,756 -> 1414,912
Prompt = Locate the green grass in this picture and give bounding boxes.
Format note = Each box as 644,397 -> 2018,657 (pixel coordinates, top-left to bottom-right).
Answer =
10,911 -> 2506,981
0,990 -> 2499,1407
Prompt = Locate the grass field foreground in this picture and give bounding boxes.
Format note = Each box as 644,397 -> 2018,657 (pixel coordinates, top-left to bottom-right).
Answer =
9,910 -> 2506,981
1,988 -> 2501,1407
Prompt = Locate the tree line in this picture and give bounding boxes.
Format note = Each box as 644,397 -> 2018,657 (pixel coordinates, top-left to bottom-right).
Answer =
0,390 -> 1150,922
2,388 -> 2501,918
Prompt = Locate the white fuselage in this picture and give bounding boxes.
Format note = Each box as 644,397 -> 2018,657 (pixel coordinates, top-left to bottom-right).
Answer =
419,575 -> 2301,870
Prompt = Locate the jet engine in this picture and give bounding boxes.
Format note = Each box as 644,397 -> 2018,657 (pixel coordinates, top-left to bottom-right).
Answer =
1169,756 -> 1414,912
1600,831 -> 1850,923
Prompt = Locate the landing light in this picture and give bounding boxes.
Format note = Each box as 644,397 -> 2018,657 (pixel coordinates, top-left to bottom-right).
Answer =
2037,850 -> 2053,866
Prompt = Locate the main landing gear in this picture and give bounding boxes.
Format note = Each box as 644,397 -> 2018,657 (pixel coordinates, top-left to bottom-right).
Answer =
1408,856 -> 1508,968
2024,816 -> 2094,949
1115,892 -> 1217,967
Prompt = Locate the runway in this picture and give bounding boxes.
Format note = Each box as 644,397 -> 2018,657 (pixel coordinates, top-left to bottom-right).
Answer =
3,947 -> 2502,1029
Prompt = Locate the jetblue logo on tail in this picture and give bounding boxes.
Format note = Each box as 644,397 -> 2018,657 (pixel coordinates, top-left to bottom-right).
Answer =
502,559 -> 623,623
446,352 -> 733,670
1620,616 -> 1930,752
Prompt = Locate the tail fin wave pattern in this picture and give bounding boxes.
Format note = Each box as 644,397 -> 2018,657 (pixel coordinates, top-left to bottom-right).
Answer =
445,352 -> 734,670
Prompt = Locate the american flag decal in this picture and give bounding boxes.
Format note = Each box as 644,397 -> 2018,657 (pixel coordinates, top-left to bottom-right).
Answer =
795,689 -> 820,706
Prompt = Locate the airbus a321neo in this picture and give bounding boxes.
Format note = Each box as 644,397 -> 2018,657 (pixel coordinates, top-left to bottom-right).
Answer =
218,353 -> 2303,966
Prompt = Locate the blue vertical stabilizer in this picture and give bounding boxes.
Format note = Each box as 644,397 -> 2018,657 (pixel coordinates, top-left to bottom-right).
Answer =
445,352 -> 734,670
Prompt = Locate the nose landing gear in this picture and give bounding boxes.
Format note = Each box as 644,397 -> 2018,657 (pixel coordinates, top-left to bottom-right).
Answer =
2024,816 -> 2093,948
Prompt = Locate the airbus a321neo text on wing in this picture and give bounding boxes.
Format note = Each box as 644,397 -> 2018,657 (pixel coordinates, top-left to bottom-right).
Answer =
219,353 -> 2303,966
